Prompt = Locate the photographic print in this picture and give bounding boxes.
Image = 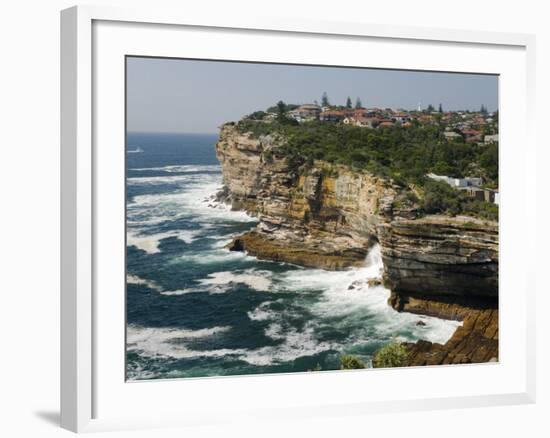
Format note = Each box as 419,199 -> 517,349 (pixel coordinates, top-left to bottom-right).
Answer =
125,57 -> 498,380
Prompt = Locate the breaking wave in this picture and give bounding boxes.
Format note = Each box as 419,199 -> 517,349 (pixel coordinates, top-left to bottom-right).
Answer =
126,139 -> 462,380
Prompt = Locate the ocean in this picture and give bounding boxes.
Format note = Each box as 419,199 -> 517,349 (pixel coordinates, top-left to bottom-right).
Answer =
126,132 -> 460,380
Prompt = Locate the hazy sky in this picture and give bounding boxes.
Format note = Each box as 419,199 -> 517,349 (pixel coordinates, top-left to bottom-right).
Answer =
127,57 -> 498,134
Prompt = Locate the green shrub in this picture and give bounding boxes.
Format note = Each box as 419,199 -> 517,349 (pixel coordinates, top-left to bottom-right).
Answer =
421,180 -> 461,215
420,180 -> 498,221
233,118 -> 499,221
340,355 -> 366,370
245,110 -> 267,120
373,343 -> 408,368
462,199 -> 499,221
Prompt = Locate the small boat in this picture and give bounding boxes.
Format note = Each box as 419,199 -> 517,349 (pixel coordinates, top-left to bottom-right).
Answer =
127,146 -> 144,153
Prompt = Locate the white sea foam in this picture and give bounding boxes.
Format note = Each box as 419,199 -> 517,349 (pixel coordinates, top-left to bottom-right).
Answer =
127,173 -> 256,229
198,270 -> 273,292
127,274 -> 162,291
176,249 -> 250,265
239,323 -> 335,366
127,274 -> 199,296
158,289 -> 195,296
264,323 -> 286,340
127,322 -> 334,366
247,301 -> 276,321
127,229 -> 200,254
127,325 -> 237,360
130,164 -> 221,174
276,244 -> 461,345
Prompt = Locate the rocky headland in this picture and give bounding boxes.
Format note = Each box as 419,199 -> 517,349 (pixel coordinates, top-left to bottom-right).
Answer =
215,122 -> 499,365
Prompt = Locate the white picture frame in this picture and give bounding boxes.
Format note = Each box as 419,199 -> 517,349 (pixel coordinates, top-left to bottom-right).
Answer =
60,4 -> 537,433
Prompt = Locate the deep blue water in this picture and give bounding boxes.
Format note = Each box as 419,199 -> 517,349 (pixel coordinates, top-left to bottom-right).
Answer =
125,132 -> 460,380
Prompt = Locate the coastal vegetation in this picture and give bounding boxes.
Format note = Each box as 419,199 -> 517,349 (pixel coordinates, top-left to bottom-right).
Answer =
340,355 -> 367,369
421,180 -> 499,221
237,112 -> 498,221
373,343 -> 408,368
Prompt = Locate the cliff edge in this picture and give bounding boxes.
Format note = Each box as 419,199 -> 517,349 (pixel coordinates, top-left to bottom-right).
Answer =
215,123 -> 499,364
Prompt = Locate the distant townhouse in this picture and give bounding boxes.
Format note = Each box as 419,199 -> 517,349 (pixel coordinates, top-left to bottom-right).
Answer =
296,104 -> 321,119
391,113 -> 411,123
443,131 -> 462,141
319,110 -> 346,122
460,128 -> 481,138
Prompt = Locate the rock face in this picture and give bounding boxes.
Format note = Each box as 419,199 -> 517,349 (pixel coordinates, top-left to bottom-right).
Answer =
216,123 -> 394,270
215,123 -> 499,365
215,123 -> 499,309
404,307 -> 499,365
380,215 -> 499,315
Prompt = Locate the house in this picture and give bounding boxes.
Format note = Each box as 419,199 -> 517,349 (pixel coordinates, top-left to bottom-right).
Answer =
319,110 -> 346,122
427,173 -> 483,188
296,104 -> 321,118
353,116 -> 369,127
459,187 -> 497,203
391,113 -> 411,123
444,131 -> 462,141
484,134 -> 499,144
378,121 -> 395,128
460,128 -> 481,138
459,186 -> 486,201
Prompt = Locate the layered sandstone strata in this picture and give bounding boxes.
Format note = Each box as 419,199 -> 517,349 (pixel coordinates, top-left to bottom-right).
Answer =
216,123 -> 498,302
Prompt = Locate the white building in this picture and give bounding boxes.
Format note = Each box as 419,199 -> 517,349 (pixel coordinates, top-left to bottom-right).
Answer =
484,134 -> 499,144
427,173 -> 483,188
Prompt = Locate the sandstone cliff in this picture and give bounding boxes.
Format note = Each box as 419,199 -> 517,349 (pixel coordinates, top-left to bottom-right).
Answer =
215,123 -> 499,364
216,123 -> 498,308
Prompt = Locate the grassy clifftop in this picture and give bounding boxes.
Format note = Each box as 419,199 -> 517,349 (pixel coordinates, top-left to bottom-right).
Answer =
235,119 -> 498,221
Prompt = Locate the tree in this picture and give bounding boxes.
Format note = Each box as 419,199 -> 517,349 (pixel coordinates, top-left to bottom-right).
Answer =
340,355 -> 366,370
355,97 -> 362,109
438,103 -> 443,113
321,91 -> 330,107
427,104 -> 435,112
346,96 -> 352,109
246,110 -> 266,121
373,343 -> 408,368
276,100 -> 288,122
